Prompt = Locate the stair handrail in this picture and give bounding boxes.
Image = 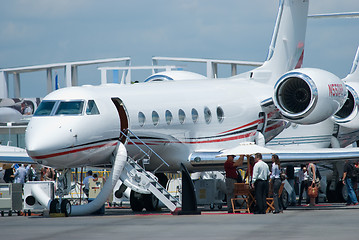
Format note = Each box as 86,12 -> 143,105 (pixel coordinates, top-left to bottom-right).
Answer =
121,129 -> 170,167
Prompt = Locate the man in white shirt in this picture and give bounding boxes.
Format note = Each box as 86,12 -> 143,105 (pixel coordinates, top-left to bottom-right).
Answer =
252,153 -> 270,214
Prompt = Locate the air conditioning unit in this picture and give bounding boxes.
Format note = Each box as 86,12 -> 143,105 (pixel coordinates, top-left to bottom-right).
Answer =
23,181 -> 54,211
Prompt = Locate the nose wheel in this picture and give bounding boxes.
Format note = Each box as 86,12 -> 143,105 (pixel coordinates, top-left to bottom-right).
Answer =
49,199 -> 71,217
60,199 -> 71,217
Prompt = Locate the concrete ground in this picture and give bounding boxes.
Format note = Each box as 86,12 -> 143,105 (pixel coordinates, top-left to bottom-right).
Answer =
0,203 -> 358,240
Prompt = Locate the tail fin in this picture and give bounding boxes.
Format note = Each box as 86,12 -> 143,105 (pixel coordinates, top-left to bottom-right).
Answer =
343,46 -> 359,82
260,0 -> 309,80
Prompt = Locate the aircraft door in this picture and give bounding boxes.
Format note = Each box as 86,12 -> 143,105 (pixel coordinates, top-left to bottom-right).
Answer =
111,98 -> 129,144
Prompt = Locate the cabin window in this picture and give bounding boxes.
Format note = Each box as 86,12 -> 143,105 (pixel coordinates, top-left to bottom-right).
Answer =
217,106 -> 224,123
152,111 -> 159,126
138,112 -> 146,127
204,107 -> 212,124
178,109 -> 186,124
86,100 -> 100,115
191,108 -> 199,123
165,110 -> 173,125
34,101 -> 56,116
55,101 -> 84,115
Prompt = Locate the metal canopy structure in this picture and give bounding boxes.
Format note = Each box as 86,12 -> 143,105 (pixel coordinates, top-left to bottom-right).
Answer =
0,57 -> 131,98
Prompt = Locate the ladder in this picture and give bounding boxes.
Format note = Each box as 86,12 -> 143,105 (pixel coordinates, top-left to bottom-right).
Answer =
121,158 -> 181,212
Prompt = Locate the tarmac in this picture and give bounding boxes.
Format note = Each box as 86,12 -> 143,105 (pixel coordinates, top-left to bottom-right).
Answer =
0,203 -> 358,240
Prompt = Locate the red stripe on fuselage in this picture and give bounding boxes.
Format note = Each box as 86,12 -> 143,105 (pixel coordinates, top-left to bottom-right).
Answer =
219,119 -> 262,135
31,141 -> 118,160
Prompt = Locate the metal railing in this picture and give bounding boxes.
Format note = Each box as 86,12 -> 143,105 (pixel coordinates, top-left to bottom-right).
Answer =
120,129 -> 169,172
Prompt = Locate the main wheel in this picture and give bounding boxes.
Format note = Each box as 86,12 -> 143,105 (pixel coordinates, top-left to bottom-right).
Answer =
281,189 -> 289,210
130,191 -> 144,212
336,181 -> 347,203
61,199 -> 71,217
143,194 -> 159,211
326,182 -> 337,203
49,199 -> 60,213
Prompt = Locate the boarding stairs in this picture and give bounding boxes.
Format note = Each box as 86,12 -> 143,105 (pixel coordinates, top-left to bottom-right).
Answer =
120,129 -> 181,212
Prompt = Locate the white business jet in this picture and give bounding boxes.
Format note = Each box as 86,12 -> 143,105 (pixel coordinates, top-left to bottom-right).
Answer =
24,0 -> 359,214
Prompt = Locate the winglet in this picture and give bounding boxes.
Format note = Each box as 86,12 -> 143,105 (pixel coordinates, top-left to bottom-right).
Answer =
343,46 -> 359,82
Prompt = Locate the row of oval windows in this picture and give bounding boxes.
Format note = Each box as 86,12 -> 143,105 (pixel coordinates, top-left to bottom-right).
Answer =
138,107 -> 224,127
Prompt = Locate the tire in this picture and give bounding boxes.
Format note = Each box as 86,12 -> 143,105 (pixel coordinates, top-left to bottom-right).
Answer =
143,194 -> 159,211
155,173 -> 168,188
61,199 -> 71,217
281,189 -> 289,210
336,181 -> 347,203
8,210 -> 12,216
130,191 -> 144,212
50,199 -> 60,213
326,182 -> 337,203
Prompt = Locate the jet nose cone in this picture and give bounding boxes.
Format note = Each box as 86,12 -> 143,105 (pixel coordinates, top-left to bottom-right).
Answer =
25,117 -> 73,160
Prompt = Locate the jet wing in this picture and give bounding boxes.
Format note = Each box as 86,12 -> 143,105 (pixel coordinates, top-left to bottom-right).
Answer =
216,142 -> 359,163
0,146 -> 36,164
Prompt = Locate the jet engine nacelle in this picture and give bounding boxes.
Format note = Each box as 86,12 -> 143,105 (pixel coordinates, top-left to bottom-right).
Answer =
273,68 -> 347,124
332,82 -> 359,129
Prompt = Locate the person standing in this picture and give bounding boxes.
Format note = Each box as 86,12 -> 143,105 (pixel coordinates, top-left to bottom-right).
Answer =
270,154 -> 283,214
3,164 -> 14,183
83,170 -> 94,197
252,153 -> 270,214
286,163 -> 296,206
343,160 -> 359,206
245,156 -> 255,184
224,155 -> 244,213
14,164 -> 27,184
298,164 -> 309,206
307,162 -> 317,206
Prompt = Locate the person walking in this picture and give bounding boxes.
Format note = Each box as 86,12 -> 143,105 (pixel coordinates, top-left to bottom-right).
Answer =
270,154 -> 283,214
224,155 -> 244,213
252,153 -> 270,214
343,160 -> 359,206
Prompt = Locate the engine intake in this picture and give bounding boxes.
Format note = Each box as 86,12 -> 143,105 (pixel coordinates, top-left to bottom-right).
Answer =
332,83 -> 359,129
273,68 -> 347,124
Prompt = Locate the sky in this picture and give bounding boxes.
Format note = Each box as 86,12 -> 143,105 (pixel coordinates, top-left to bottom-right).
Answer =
0,0 -> 358,98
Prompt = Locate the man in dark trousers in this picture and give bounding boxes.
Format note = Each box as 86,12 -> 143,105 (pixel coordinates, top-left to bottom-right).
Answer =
252,153 -> 270,214
224,155 -> 243,213
343,160 -> 358,206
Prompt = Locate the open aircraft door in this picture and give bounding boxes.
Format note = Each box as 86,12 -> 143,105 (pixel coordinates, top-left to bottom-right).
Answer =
111,98 -> 129,144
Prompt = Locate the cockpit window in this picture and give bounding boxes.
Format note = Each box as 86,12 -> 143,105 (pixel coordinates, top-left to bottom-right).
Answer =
86,100 -> 100,115
55,101 -> 84,115
34,101 -> 56,116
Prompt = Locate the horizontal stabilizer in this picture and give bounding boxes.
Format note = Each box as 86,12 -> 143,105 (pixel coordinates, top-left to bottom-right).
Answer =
308,12 -> 359,19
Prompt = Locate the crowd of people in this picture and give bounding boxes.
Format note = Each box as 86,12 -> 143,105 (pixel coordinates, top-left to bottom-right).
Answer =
0,164 -> 56,184
224,153 -> 359,214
